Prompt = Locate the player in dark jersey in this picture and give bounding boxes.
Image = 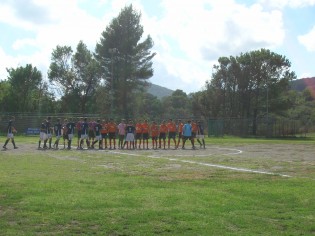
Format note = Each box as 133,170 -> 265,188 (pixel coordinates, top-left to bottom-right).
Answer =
3,116 -> 18,149
196,121 -> 206,149
124,120 -> 135,150
38,119 -> 47,149
79,117 -> 90,149
62,119 -> 69,149
43,117 -> 53,149
66,118 -> 76,149
53,118 -> 62,149
76,117 -> 83,149
91,119 -> 102,149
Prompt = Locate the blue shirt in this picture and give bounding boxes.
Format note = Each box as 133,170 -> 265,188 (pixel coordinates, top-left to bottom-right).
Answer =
183,123 -> 192,137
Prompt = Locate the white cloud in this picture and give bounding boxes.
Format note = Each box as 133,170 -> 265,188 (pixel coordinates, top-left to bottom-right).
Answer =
298,26 -> 315,52
140,0 -> 286,91
258,0 -> 315,9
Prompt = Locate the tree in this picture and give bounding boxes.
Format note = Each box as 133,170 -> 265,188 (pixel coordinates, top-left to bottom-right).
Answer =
48,41 -> 101,113
95,4 -> 156,118
206,49 -> 296,134
6,64 -> 43,112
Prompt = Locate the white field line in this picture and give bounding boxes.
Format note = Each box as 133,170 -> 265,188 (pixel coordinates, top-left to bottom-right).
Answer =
109,150 -> 292,178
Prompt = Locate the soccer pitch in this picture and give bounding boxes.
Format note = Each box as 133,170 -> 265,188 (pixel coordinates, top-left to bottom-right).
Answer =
0,137 -> 314,235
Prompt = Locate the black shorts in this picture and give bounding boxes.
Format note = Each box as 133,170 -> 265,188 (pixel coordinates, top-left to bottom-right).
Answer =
63,134 -> 69,140
101,133 -> 108,139
168,132 -> 176,139
183,136 -> 192,141
109,132 -> 116,139
77,130 -> 82,138
159,133 -> 166,140
118,134 -> 125,141
142,133 -> 149,140
135,133 -> 142,140
192,132 -> 196,138
89,130 -> 95,138
178,133 -> 183,138
152,136 -> 158,141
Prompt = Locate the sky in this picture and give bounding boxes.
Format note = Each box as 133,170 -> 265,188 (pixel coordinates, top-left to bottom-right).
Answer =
0,0 -> 315,93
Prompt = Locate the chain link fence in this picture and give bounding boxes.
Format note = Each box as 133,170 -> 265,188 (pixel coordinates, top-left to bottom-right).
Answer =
208,117 -> 314,137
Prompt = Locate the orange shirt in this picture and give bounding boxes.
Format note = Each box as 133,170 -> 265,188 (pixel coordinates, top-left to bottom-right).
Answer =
167,122 -> 176,132
192,122 -> 198,133
101,123 -> 108,134
135,123 -> 142,134
159,124 -> 168,133
142,123 -> 149,134
150,124 -> 159,137
107,122 -> 117,133
178,122 -> 184,133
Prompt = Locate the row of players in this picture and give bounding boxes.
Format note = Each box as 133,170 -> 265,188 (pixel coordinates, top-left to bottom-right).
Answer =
38,117 -> 206,150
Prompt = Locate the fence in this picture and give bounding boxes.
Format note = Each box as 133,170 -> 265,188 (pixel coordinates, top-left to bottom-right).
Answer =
208,117 -> 314,137
0,113 -> 101,135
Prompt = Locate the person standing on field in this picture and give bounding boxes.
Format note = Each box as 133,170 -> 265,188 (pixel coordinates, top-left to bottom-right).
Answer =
167,118 -> 177,149
3,116 -> 18,149
38,119 -> 47,149
53,118 -> 62,149
80,117 -> 90,149
196,121 -> 206,149
124,119 -> 135,150
176,119 -> 184,149
101,119 -> 108,149
117,119 -> 126,149
159,120 -> 167,149
182,120 -> 195,150
76,117 -> 83,149
43,117 -> 53,149
135,119 -> 143,149
91,119 -> 102,149
66,118 -> 76,149
141,119 -> 150,150
150,121 -> 159,150
107,118 -> 117,149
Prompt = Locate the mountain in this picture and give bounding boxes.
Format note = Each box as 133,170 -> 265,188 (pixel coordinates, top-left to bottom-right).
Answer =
146,83 -> 174,99
290,77 -> 315,91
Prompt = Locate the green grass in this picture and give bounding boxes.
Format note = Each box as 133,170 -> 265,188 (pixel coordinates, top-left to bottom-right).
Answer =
0,137 -> 314,235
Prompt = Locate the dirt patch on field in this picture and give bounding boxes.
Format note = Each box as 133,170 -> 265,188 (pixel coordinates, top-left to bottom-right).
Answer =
1,143 -> 314,179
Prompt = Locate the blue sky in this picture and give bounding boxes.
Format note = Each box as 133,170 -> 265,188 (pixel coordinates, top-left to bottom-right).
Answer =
0,0 -> 314,93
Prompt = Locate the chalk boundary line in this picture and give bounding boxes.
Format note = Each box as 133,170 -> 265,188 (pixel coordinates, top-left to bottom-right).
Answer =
109,147 -> 292,178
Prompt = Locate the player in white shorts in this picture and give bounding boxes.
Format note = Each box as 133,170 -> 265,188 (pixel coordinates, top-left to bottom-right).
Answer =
38,119 -> 47,149
3,116 -> 18,149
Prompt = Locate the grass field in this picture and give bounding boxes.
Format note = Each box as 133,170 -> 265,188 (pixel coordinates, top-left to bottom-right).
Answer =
0,136 -> 314,235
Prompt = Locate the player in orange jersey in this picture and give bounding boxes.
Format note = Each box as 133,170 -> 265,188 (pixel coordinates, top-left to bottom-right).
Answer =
176,119 -> 184,149
135,119 -> 143,149
167,118 -> 177,149
150,121 -> 159,150
141,119 -> 150,149
191,120 -> 198,143
159,120 -> 168,149
107,118 -> 117,149
100,119 -> 108,149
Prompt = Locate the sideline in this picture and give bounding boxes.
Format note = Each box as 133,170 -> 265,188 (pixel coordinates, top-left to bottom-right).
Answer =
109,150 -> 292,178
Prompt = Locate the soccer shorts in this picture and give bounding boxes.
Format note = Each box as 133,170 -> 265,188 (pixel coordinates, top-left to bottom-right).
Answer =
135,133 -> 142,140
40,132 -> 47,141
196,134 -> 205,139
159,133 -> 166,140
125,133 -> 135,142
81,134 -> 88,140
109,132 -> 116,139
95,135 -> 102,141
142,133 -> 149,140
7,133 -> 14,139
168,132 -> 176,139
